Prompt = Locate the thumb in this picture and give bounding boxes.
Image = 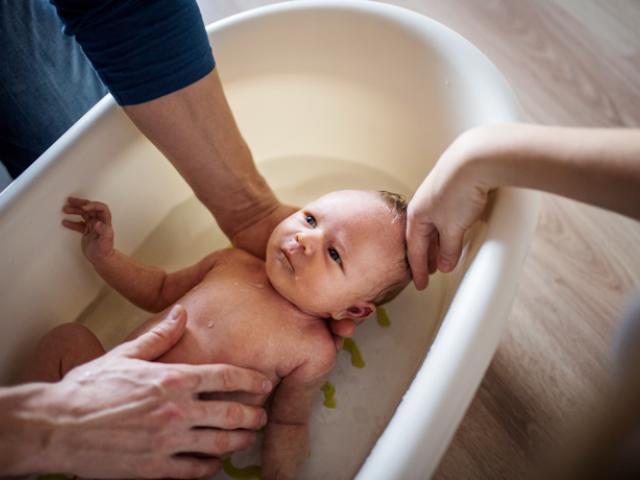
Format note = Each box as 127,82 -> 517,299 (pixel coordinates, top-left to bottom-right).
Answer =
407,218 -> 433,291
437,228 -> 465,273
117,304 -> 188,360
406,212 -> 437,290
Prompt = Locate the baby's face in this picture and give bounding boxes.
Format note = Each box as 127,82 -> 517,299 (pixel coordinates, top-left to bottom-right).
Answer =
265,190 -> 406,319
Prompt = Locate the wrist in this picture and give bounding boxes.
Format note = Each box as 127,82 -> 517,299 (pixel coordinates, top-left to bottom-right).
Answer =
88,248 -> 116,268
0,383 -> 60,475
456,123 -> 524,191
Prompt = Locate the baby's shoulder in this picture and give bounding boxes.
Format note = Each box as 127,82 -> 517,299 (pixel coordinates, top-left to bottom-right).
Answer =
217,245 -> 264,263
297,320 -> 337,373
214,246 -> 262,266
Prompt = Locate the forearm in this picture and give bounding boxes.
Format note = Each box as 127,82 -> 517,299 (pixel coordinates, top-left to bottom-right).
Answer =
123,71 -> 283,247
262,421 -> 309,480
92,250 -> 219,312
467,124 -> 640,219
0,384 -> 57,475
54,1 -> 287,256
91,250 -> 168,312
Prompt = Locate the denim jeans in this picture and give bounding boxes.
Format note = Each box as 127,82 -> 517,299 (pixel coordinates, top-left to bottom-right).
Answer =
0,0 -> 107,180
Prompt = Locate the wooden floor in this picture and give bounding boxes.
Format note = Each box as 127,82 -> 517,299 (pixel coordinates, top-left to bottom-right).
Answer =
198,1 -> 640,478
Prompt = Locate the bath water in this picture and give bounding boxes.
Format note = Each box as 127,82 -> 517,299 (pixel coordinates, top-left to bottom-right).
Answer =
76,155 -> 446,480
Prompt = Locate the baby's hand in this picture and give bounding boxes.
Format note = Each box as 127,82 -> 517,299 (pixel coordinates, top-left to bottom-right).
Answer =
62,197 -> 114,263
328,318 -> 364,349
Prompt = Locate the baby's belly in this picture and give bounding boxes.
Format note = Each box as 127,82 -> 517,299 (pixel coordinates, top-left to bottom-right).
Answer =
140,262 -> 317,403
152,312 -> 294,404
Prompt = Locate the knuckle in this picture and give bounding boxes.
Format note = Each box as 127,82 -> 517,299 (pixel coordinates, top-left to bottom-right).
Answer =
225,403 -> 244,427
153,401 -> 187,424
221,366 -> 235,390
213,432 -> 229,453
158,369 -> 185,390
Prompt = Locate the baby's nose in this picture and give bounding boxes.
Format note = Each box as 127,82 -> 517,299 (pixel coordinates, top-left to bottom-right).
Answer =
295,231 -> 320,255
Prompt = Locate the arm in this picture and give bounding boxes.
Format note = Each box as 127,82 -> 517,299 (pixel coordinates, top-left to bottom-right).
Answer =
51,1 -> 293,258
262,346 -> 336,480
94,250 -> 220,313
0,306 -> 271,478
63,197 -> 221,312
75,189 -> 352,341
407,124 -> 640,289
123,70 -> 296,258
466,124 -> 640,217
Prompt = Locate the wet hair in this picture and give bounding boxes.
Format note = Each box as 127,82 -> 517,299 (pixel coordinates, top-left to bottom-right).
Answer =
369,190 -> 412,306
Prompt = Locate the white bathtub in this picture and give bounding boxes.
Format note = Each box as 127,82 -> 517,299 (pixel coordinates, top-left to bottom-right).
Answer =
0,1 -> 538,478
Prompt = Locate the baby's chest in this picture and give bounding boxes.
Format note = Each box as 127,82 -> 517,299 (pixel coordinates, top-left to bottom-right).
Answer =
175,268 -> 307,376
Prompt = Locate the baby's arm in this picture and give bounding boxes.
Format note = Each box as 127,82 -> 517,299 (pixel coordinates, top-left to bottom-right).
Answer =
262,343 -> 336,480
63,197 -> 221,312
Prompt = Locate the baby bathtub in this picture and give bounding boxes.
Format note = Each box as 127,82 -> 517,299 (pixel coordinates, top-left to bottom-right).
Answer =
0,1 -> 538,478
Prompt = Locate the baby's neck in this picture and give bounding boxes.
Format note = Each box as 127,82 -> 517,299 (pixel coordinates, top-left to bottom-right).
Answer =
263,277 -> 329,322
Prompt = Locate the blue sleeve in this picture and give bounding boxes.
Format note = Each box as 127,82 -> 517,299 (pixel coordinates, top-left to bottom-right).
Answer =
49,0 -> 215,106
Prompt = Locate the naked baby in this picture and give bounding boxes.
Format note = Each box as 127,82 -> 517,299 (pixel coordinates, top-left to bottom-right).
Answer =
25,189 -> 410,479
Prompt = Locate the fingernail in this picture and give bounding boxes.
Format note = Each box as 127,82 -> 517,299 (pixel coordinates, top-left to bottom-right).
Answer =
262,380 -> 272,393
169,304 -> 182,322
439,258 -> 451,271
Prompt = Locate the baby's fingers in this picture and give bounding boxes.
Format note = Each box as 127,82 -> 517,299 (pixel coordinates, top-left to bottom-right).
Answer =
94,220 -> 113,239
62,219 -> 85,233
66,196 -> 90,208
62,205 -> 85,216
64,197 -> 95,220
81,201 -> 112,225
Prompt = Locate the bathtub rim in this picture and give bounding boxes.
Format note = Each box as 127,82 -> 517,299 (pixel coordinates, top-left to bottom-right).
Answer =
0,95 -> 114,212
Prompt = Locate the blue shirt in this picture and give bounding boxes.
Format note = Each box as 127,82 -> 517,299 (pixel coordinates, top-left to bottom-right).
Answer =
50,0 -> 215,105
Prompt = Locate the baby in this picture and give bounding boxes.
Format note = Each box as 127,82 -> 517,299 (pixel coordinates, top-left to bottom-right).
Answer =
25,189 -> 410,479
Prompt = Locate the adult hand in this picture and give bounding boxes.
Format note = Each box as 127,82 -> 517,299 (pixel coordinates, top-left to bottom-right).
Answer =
22,305 -> 272,478
407,128 -> 493,289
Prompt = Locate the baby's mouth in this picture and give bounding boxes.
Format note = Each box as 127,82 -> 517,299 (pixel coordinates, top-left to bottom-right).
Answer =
280,247 -> 295,273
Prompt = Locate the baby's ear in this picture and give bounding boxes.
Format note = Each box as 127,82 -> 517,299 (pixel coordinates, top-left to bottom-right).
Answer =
333,302 -> 375,321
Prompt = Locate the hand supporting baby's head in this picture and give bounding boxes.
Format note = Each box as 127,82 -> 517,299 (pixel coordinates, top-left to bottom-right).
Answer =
265,190 -> 411,321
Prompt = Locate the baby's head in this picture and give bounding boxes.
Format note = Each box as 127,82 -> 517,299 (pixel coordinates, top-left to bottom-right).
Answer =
265,190 -> 411,321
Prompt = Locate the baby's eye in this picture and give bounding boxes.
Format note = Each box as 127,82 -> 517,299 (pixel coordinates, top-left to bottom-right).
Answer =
328,247 -> 342,265
305,214 -> 317,228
